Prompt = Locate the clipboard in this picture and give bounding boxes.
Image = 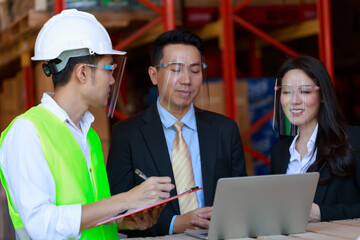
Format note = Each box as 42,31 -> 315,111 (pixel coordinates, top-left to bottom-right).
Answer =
92,186 -> 202,227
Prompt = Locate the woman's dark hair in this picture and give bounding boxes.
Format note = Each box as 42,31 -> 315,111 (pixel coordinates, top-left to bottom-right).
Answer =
276,56 -> 354,181
51,54 -> 103,88
151,29 -> 205,66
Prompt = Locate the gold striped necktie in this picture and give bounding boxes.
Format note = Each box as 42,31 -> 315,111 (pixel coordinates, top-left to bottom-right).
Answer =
172,122 -> 198,214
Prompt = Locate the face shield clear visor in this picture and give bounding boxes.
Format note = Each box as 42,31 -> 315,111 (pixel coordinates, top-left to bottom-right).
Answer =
87,54 -> 127,117
107,55 -> 127,117
273,77 -> 321,136
155,55 -> 209,114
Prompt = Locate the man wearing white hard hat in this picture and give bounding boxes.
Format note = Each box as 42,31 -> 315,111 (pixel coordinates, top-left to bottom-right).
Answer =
0,9 -> 174,239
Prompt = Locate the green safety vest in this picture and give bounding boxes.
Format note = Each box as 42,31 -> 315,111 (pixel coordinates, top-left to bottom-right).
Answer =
0,106 -> 118,239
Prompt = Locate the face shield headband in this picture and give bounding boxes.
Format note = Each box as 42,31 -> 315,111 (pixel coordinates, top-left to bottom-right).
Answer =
155,55 -> 209,114
273,77 -> 321,136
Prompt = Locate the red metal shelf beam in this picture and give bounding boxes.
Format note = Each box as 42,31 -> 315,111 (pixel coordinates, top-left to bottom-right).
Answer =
220,0 -> 334,166
220,0 -> 238,121
54,0 -> 66,14
99,0 -> 175,52
112,0 -> 175,119
317,0 -> 334,85
114,16 -> 163,50
233,15 -> 301,57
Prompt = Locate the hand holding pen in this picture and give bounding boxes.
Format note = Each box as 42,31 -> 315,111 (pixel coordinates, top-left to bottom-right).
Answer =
115,169 -> 173,231
128,169 -> 174,209
135,168 -> 198,193
135,168 -> 149,181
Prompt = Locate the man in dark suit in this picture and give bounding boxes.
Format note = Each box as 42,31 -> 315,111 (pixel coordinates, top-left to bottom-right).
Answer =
107,30 -> 247,236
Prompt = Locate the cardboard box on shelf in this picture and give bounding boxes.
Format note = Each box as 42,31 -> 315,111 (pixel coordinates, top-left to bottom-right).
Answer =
196,79 -> 253,175
184,0 -> 218,7
34,61 -> 53,104
89,106 -> 111,142
1,78 -> 16,112
89,106 -> 111,163
0,0 -> 11,32
101,139 -> 110,165
0,110 -> 22,132
184,0 -> 316,7
184,6 -> 218,27
197,79 -> 249,132
11,0 -> 35,21
239,4 -> 317,26
0,72 -> 24,113
184,0 -> 316,27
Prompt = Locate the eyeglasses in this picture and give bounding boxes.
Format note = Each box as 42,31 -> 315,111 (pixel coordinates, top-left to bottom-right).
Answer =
85,64 -> 118,75
156,62 -> 207,76
275,85 -> 321,95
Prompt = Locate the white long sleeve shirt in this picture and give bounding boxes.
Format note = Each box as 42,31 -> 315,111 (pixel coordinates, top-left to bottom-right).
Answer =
0,93 -> 95,240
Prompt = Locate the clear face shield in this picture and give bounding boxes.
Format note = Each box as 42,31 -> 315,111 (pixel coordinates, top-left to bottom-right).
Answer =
106,55 -> 127,117
273,75 -> 321,136
155,55 -> 209,115
87,54 -> 127,117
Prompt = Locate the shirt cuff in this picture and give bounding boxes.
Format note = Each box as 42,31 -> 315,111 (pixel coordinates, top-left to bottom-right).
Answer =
56,204 -> 82,239
169,215 -> 178,235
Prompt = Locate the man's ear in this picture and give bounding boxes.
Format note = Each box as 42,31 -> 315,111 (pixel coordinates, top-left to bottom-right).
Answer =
148,66 -> 158,86
75,64 -> 88,84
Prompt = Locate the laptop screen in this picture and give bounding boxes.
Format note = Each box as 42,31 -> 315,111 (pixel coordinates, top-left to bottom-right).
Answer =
186,173 -> 319,240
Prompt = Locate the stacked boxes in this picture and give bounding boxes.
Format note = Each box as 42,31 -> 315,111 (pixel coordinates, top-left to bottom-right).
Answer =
196,79 -> 254,176
196,78 -> 281,176
183,0 -> 317,27
0,0 -> 11,32
89,106 -> 111,164
0,72 -> 25,131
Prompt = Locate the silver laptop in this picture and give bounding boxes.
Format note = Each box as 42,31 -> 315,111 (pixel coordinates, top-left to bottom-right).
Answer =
185,172 -> 319,240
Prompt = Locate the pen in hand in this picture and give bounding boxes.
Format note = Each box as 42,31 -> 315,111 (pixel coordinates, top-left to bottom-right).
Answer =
135,168 -> 148,181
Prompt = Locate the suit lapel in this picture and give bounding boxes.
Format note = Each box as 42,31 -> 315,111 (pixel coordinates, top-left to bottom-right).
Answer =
196,110 -> 217,206
282,142 -> 291,173
313,164 -> 328,204
279,137 -> 292,174
140,104 -> 179,213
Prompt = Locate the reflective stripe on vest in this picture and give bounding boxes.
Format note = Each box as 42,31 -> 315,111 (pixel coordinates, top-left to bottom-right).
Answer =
0,106 -> 118,239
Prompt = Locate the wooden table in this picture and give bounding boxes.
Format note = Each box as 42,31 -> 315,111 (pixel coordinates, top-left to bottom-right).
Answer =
125,219 -> 360,240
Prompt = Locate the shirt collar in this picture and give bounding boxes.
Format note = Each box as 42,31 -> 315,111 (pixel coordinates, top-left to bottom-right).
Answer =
156,98 -> 196,131
39,92 -> 94,128
307,123 -> 318,149
289,123 -> 319,162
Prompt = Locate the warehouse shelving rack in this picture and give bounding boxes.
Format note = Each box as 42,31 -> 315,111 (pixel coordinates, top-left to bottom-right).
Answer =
0,0 -> 334,168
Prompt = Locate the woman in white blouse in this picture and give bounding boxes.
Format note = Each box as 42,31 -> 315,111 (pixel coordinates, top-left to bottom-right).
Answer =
271,55 -> 360,222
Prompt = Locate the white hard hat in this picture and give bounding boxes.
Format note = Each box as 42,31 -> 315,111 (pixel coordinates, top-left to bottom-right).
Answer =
32,9 -> 126,71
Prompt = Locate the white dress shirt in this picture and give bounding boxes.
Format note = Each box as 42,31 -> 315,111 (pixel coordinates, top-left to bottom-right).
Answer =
0,93 -> 95,240
287,124 -> 318,174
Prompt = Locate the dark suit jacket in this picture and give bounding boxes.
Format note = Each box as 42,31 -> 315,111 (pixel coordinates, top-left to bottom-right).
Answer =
270,125 -> 360,221
107,103 -> 247,236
